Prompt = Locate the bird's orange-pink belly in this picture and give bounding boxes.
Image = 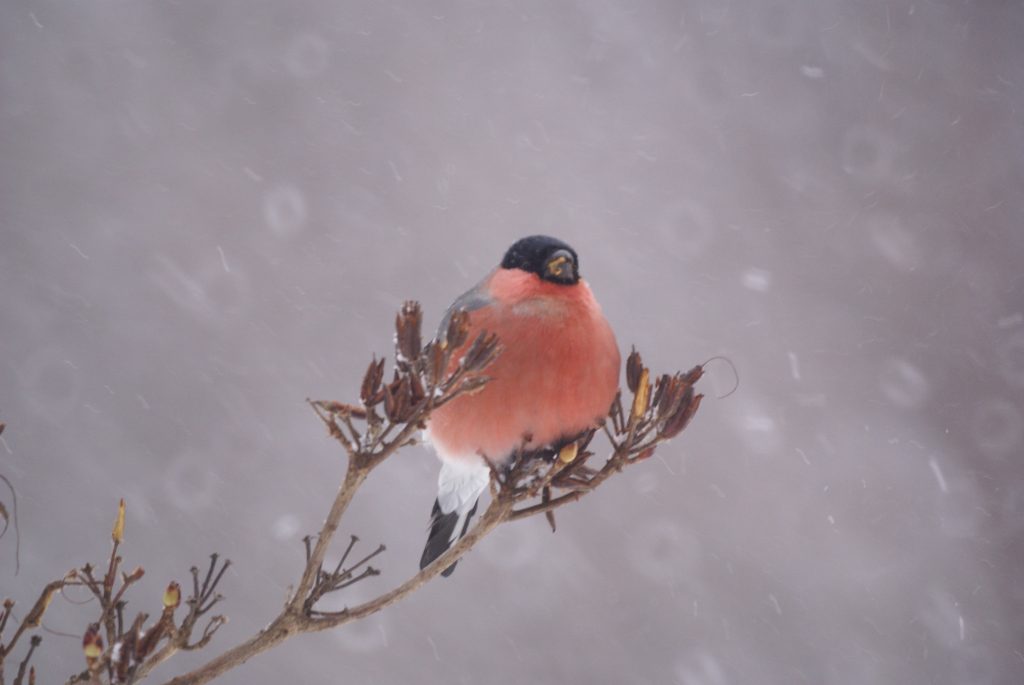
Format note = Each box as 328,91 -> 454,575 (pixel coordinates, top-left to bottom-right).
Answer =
427,318 -> 618,464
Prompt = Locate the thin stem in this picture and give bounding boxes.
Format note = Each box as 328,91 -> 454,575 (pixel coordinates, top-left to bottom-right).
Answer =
158,498 -> 513,685
332,536 -> 359,576
13,635 -> 40,685
289,465 -> 367,610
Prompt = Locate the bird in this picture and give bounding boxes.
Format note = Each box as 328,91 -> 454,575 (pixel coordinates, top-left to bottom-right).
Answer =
420,235 -> 620,576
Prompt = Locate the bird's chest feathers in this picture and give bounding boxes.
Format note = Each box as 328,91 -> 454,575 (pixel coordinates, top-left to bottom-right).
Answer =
508,295 -> 571,319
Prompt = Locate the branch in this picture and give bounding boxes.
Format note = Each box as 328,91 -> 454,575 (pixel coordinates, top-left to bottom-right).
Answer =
12,635 -> 40,685
3,301 -> 703,685
152,317 -> 703,685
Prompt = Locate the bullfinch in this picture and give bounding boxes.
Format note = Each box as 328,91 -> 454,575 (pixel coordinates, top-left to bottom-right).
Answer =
420,235 -> 620,576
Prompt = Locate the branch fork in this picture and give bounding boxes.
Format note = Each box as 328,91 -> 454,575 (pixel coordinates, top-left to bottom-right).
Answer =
2,301 -> 703,685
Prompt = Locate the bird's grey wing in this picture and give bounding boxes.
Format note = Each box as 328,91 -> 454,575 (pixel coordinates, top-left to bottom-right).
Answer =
435,276 -> 493,342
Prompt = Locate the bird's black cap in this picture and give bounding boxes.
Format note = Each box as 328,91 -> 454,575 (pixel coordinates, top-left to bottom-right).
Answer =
500,235 -> 580,285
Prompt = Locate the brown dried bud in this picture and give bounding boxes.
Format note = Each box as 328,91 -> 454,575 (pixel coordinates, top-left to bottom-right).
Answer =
652,374 -> 671,413
83,623 -> 104,663
683,364 -> 704,385
626,348 -> 644,394
394,376 -> 412,422
653,376 -> 678,419
163,581 -> 181,610
395,301 -> 423,364
429,341 -> 448,386
457,375 -> 490,396
659,392 -> 703,440
445,309 -> 470,349
112,498 -> 126,544
382,381 -> 401,423
360,358 -> 386,405
634,446 -> 656,461
461,332 -> 501,373
318,401 -> 368,420
408,368 -> 426,405
123,566 -> 145,583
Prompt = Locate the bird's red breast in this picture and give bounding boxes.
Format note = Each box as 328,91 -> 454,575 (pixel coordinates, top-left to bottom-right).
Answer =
426,267 -> 620,464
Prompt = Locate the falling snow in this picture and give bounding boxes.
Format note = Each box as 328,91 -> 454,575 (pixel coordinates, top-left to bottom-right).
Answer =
1,2 -> 1022,684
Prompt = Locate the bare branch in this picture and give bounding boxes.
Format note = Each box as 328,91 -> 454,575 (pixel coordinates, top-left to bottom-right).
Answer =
3,300 -> 702,685
13,635 -> 40,685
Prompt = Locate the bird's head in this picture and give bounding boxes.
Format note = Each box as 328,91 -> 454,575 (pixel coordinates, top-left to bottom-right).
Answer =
500,235 -> 580,286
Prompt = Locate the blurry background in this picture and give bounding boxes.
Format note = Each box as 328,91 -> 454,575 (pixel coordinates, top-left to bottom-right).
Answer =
2,1 -> 1023,683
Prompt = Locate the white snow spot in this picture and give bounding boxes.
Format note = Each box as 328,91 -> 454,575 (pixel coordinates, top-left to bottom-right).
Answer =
928,456 -> 949,494
271,514 -> 301,540
217,245 -> 230,273
997,313 -> 1023,329
628,519 -> 701,584
655,200 -> 715,260
263,185 -> 308,236
800,65 -> 824,79
787,351 -> 801,380
742,268 -> 772,292
427,635 -> 441,662
674,651 -> 727,685
285,33 -> 330,79
69,243 -> 90,259
867,213 -> 921,272
971,399 -> 1023,457
879,358 -> 929,408
335,612 -> 389,652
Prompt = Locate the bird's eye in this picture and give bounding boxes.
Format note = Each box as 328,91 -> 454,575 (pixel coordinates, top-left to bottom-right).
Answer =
544,250 -> 576,282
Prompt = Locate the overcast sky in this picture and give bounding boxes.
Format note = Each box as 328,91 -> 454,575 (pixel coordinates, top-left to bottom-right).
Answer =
2,1 -> 1023,683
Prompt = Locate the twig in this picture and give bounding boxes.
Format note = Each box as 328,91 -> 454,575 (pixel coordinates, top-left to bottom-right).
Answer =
7,301 -> 704,685
12,635 -> 40,685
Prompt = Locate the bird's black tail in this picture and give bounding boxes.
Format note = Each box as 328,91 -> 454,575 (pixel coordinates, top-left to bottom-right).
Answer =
419,497 -> 479,577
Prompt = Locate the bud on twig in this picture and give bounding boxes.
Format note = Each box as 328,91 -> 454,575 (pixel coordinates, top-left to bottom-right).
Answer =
82,623 -> 104,666
395,301 -> 422,363
360,358 -> 385,405
626,348 -> 643,394
630,368 -> 650,422
445,309 -> 470,349
112,498 -> 126,544
557,442 -> 579,464
163,581 -> 181,610
461,332 -> 501,374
